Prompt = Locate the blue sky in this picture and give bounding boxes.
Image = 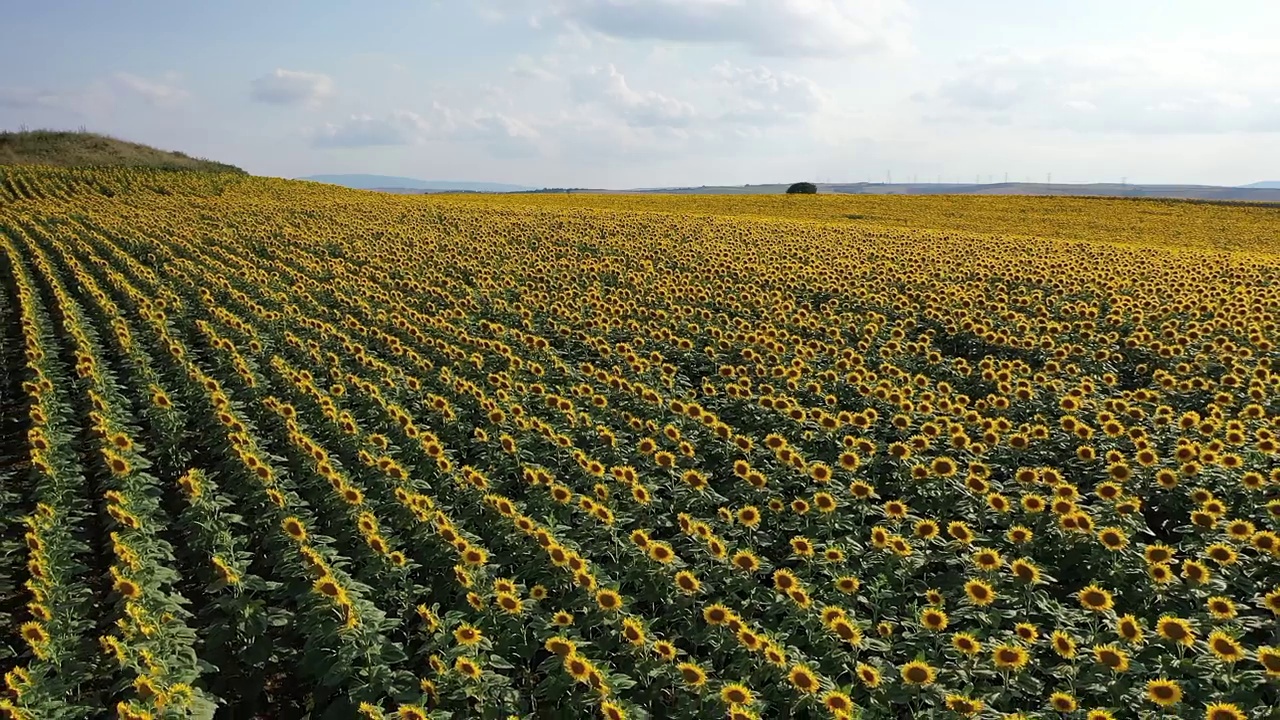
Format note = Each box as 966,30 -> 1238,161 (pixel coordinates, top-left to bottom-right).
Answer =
3,0 -> 1278,187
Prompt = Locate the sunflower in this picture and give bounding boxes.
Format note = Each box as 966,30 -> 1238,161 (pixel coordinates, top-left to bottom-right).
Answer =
595,589 -> 622,612
1009,558 -> 1041,584
1253,531 -> 1280,556
719,684 -> 753,706
946,695 -> 984,717
1143,678 -> 1181,707
1021,494 -> 1046,513
1006,526 -> 1033,544
454,624 -> 483,646
731,551 -> 760,573
113,577 -> 142,599
884,500 -> 909,519
947,521 -> 974,544
1206,596 -> 1236,620
553,610 -> 574,627
1254,646 -> 1280,677
1204,543 -> 1238,566
1146,561 -> 1176,584
1181,560 -> 1210,584
563,653 -> 592,682
1096,526 -> 1128,551
674,570 -> 701,595
766,569 -> 797,594
993,643 -> 1029,671
703,604 -> 731,625
1207,630 -> 1245,662
621,618 -> 645,646
495,592 -> 524,615
914,519 -> 940,539
855,663 -> 882,688
822,691 -> 853,715
1115,614 -> 1143,644
1085,711 -> 1115,720
678,662 -> 707,687
599,701 -> 627,720
963,579 -> 996,606
787,665 -> 820,694
920,608 -> 948,631
952,632 -> 982,656
1048,692 -> 1077,712
647,542 -> 675,564
1015,623 -> 1038,643
736,506 -> 761,527
282,516 -> 307,542
829,618 -> 862,646
1144,543 -> 1175,564
1078,583 -> 1113,612
793,532 -> 814,556
835,575 -> 861,594
1050,630 -> 1076,658
1204,703 -> 1246,720
821,606 -> 847,626
848,481 -> 875,499
1091,644 -> 1129,672
454,656 -> 482,679
19,622 -> 47,647
1155,616 -> 1195,646
970,550 -> 1004,579
899,661 -> 936,686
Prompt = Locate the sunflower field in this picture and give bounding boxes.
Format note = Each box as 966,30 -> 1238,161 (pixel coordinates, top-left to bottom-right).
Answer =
1,166 -> 1278,720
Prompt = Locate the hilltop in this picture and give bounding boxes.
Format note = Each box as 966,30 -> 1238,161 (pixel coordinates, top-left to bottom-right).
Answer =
0,129 -> 245,173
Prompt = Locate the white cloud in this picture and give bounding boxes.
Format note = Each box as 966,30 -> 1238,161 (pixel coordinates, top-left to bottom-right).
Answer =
311,104 -> 543,156
251,69 -> 335,107
712,62 -> 827,125
0,73 -> 186,117
536,0 -> 911,58
570,64 -> 696,127
923,44 -> 1280,134
312,110 -> 429,147
112,72 -> 188,107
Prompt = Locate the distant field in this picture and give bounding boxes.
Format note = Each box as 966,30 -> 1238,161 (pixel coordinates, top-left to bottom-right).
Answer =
450,190 -> 1280,254
2,166 -> 1278,719
607,182 -> 1280,203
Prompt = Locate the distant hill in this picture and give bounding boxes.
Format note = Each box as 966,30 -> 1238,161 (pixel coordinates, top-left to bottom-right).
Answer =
613,182 -> 1280,202
1243,181 -> 1280,189
0,129 -> 245,173
300,174 -> 533,193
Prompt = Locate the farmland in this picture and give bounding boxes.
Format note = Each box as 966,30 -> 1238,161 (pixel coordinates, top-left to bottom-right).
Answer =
1,166 -> 1279,719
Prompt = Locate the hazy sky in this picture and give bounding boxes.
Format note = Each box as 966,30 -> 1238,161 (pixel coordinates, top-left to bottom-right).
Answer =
3,1 -> 1278,187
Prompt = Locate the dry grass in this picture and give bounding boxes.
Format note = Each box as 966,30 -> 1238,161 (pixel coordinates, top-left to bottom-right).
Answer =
0,128 -> 244,173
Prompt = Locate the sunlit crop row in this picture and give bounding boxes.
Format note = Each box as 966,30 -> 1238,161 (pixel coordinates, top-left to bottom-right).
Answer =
0,166 -> 1277,719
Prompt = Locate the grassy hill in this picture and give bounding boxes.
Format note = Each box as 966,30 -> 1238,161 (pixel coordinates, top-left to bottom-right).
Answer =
0,129 -> 245,173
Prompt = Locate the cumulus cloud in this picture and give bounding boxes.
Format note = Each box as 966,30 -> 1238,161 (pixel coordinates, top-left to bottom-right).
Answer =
923,44 -> 1280,134
112,72 -> 189,107
312,104 -> 544,155
570,64 -> 696,127
312,111 -> 429,147
537,0 -> 911,58
712,62 -> 827,125
0,73 -> 186,117
251,69 -> 335,107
